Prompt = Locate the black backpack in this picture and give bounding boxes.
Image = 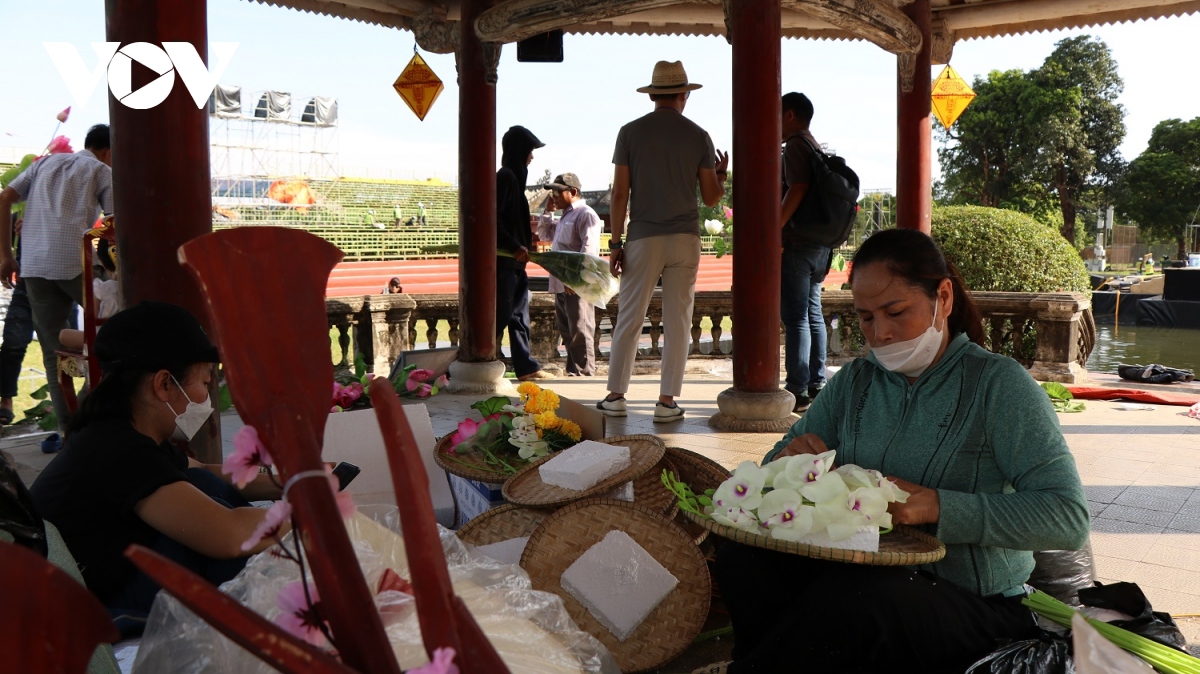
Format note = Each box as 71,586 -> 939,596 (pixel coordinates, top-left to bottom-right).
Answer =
785,136 -> 860,248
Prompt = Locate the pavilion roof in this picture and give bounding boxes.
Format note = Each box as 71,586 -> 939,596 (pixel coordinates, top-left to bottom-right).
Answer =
252,0 -> 1200,60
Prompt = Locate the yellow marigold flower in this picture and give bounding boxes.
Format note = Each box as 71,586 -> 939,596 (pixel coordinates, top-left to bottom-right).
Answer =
559,419 -> 582,442
535,388 -> 560,412
517,381 -> 541,400
524,398 -> 544,414
534,411 -> 561,430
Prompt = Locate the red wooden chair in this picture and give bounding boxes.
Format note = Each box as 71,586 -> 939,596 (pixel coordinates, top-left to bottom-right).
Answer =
56,216 -> 115,413
0,540 -> 119,674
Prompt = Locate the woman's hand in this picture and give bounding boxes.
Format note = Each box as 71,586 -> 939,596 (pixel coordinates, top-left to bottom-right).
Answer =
777,433 -> 830,458
886,476 -> 940,525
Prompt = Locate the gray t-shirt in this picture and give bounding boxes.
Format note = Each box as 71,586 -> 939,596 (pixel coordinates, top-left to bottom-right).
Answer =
612,109 -> 716,241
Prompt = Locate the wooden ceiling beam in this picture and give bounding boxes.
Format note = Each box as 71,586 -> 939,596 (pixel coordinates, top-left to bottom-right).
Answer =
475,0 -> 692,43
784,0 -> 922,53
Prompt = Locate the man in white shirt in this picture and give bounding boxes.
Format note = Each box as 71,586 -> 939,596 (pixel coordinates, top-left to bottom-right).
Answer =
0,124 -> 113,429
537,173 -> 602,376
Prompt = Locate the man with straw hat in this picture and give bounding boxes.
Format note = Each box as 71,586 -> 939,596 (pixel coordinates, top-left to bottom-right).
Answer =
597,61 -> 729,423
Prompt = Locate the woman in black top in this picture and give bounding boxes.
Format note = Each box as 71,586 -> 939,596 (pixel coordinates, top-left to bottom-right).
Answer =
31,302 -> 284,628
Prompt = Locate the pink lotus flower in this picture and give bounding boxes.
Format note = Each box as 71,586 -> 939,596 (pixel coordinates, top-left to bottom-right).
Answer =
324,465 -> 357,519
405,369 -> 436,391
1190,402 -> 1200,419
56,107 -> 71,123
414,383 -> 433,398
409,648 -> 458,674
47,136 -> 73,154
434,374 -> 449,389
332,382 -> 363,409
241,500 -> 292,552
275,580 -> 330,647
723,206 -> 733,219
450,418 -> 480,447
223,426 -> 273,488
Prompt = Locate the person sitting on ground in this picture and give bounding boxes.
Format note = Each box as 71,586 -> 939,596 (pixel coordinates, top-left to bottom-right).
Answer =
30,302 -> 285,629
703,228 -> 1089,674
382,276 -> 403,294
59,238 -> 121,351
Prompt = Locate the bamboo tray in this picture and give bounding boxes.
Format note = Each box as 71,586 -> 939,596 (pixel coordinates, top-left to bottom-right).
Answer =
502,435 -> 665,508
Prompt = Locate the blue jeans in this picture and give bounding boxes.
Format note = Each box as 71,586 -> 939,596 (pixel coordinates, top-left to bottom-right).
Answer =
106,468 -> 252,635
0,280 -> 34,399
496,257 -> 540,377
781,244 -> 830,396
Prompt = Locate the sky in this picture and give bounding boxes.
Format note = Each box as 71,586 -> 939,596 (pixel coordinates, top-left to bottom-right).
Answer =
2,0 -> 1199,193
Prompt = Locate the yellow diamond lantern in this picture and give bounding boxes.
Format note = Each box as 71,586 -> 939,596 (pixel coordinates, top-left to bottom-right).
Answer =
931,65 -> 976,130
393,53 -> 444,121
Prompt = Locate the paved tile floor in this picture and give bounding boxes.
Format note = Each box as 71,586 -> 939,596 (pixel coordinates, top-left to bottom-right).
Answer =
5,369 -> 1199,660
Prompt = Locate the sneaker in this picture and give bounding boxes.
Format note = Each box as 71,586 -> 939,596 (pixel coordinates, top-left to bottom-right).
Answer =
40,433 -> 63,454
792,393 -> 813,414
517,370 -> 556,381
808,383 -> 826,401
653,402 -> 685,423
596,396 -> 627,417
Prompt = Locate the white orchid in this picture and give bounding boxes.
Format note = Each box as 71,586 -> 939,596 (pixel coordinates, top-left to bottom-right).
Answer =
508,413 -> 549,459
874,474 -> 910,504
799,469 -> 849,505
703,219 -> 724,235
709,504 -> 760,532
712,461 -> 768,511
775,450 -> 838,491
835,464 -> 876,490
757,489 -> 823,541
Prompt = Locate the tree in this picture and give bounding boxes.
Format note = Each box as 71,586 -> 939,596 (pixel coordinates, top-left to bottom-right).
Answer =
1118,117 -> 1200,259
1031,36 -> 1126,245
936,36 -> 1126,245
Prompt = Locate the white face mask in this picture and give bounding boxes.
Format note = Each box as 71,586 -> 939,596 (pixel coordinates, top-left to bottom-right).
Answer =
871,299 -> 944,378
165,376 -> 213,442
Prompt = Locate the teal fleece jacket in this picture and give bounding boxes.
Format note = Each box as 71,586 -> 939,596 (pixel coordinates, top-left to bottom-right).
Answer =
764,333 -> 1090,598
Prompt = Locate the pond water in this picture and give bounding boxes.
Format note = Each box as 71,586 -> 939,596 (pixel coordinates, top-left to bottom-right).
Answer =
1086,324 -> 1200,376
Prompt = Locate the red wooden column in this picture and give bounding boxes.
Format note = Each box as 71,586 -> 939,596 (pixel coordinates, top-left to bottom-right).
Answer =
448,0 -> 507,392
712,0 -> 794,432
107,0 -> 220,461
896,0 -> 933,233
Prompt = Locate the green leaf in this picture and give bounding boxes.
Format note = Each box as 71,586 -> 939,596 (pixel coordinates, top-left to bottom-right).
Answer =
360,373 -> 373,388
830,252 -> 847,272
29,384 -> 49,400
353,353 -> 367,379
37,412 -> 57,432
1040,381 -> 1073,401
471,396 -> 511,417
713,238 -> 727,258
217,383 -> 234,412
697,495 -> 712,507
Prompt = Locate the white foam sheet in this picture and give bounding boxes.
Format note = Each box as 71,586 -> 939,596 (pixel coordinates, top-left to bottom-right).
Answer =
474,536 -> 531,566
795,526 -> 879,553
598,481 -> 634,502
560,530 -> 678,641
322,405 -> 454,528
539,441 -> 631,492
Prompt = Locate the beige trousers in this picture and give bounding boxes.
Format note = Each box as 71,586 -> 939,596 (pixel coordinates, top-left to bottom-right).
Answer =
606,233 -> 700,397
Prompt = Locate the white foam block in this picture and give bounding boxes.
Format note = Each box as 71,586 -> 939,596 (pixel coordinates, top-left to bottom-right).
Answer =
796,526 -> 879,553
599,481 -> 634,502
474,536 -> 530,566
560,530 -> 678,641
322,405 -> 455,528
538,440 -> 631,492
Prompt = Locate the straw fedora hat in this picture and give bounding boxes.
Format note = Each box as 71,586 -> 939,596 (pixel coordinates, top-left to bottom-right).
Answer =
636,61 -> 703,94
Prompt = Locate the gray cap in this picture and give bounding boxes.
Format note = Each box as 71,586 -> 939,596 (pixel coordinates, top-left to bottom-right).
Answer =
547,173 -> 582,192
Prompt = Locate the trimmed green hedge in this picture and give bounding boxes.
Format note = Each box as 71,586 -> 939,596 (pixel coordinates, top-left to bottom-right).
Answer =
931,206 -> 1090,294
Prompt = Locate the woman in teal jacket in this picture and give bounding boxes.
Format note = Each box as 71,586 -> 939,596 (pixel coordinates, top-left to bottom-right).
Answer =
709,229 -> 1089,674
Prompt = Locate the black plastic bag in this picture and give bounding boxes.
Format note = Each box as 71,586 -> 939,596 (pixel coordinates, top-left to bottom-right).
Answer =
1078,582 -> 1188,651
0,452 -> 47,556
1029,545 -> 1096,606
966,633 -> 1075,674
1118,363 -> 1195,384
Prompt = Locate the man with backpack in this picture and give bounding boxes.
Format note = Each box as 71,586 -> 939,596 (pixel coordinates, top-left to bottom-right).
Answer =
779,92 -> 859,413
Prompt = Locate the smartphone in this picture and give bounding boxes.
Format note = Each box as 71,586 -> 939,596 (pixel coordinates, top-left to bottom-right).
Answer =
331,462 -> 361,491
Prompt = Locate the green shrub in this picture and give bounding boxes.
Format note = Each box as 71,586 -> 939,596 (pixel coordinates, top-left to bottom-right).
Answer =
931,206 -> 1091,293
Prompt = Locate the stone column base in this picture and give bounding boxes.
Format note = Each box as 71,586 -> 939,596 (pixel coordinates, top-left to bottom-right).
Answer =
1029,361 -> 1088,385
708,387 -> 797,433
446,360 -> 514,395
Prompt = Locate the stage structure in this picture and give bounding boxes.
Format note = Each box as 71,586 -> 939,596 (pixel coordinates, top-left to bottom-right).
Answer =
209,85 -> 340,206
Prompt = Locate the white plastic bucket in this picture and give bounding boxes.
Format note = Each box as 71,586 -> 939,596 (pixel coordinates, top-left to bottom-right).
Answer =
1189,254 -> 1200,268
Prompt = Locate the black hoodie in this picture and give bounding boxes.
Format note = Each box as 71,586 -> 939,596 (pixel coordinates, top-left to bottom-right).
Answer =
496,126 -> 543,255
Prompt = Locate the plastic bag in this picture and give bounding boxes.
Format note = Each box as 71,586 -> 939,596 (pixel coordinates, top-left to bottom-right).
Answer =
1072,614 -> 1153,673
1118,363 -> 1195,384
1078,582 -> 1188,651
133,505 -> 619,674
965,633 -> 1075,674
1028,545 -> 1096,606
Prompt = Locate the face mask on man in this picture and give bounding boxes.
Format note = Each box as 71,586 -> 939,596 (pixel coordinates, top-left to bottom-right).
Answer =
871,299 -> 944,378
165,376 -> 214,441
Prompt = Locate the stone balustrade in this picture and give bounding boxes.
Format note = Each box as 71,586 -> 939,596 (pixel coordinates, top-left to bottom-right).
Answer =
328,289 -> 1093,383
